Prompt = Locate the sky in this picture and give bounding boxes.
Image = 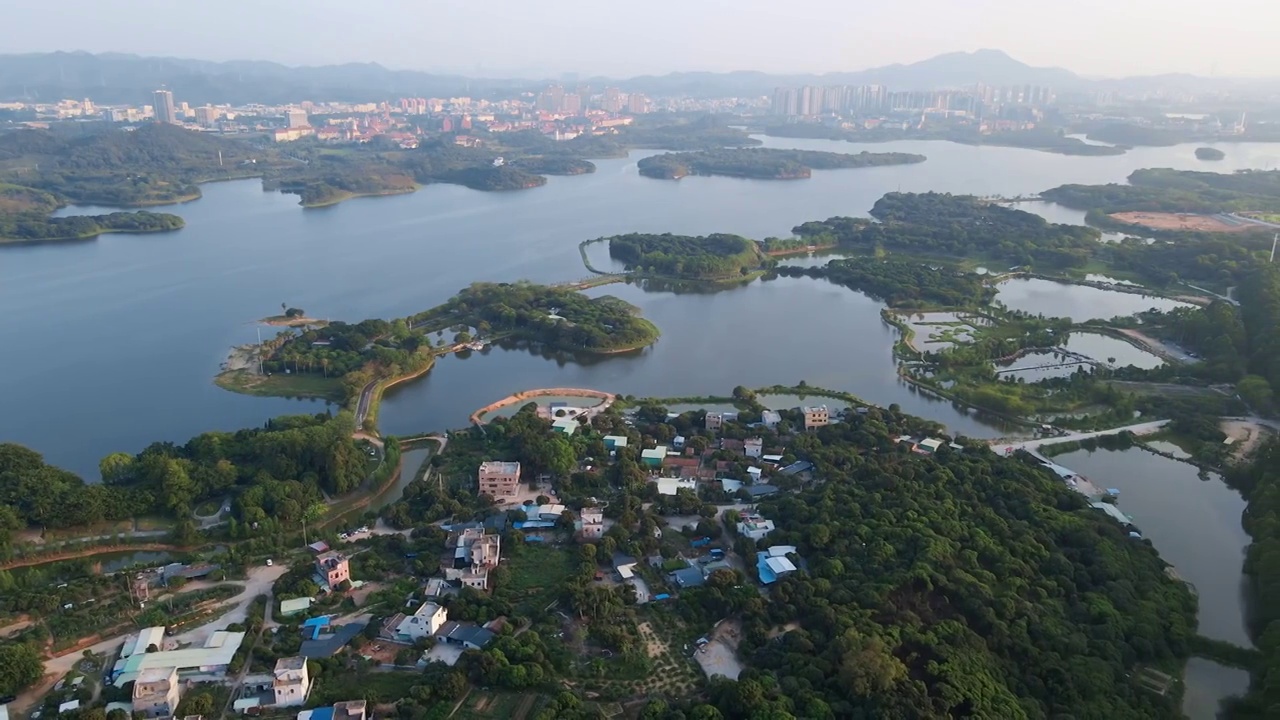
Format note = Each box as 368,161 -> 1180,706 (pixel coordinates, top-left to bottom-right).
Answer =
4,0 -> 1279,79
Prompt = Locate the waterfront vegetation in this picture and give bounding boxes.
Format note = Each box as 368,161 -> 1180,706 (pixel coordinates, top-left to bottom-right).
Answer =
779,256 -> 993,307
606,232 -> 769,279
0,209 -> 184,242
0,412 -> 371,536
1196,147 -> 1226,161
636,147 -> 924,180
409,282 -> 660,353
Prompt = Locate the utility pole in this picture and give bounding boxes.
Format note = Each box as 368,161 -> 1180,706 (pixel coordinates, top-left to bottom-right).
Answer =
256,327 -> 264,374
1271,233 -> 1278,263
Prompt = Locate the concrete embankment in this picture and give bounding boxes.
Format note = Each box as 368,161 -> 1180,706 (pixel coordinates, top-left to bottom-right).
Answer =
470,387 -> 615,425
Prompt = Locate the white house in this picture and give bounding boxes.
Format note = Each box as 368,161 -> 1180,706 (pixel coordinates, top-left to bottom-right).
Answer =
737,513 -> 775,541
272,657 -> 311,708
744,438 -> 763,459
395,602 -> 448,642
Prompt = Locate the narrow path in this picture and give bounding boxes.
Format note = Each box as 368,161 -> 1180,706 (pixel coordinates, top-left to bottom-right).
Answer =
993,420 -> 1169,454
0,542 -> 183,571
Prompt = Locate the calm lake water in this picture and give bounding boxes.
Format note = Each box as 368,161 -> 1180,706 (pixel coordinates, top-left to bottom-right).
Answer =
994,277 -> 1193,321
5,136 -> 1278,480
1048,446 -> 1253,718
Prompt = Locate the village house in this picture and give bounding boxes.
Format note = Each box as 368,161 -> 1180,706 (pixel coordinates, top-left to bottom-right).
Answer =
744,438 -> 763,459
333,700 -> 368,720
802,405 -> 830,429
131,668 -> 181,719
447,528 -> 502,591
394,602 -> 448,642
761,410 -> 782,429
315,551 -> 351,590
579,507 -> 604,540
272,657 -> 311,708
641,446 -> 667,467
757,546 -> 800,584
737,512 -> 776,541
478,461 -> 521,499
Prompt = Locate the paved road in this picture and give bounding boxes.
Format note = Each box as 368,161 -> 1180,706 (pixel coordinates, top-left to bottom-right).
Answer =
993,420 -> 1170,454
10,565 -> 286,718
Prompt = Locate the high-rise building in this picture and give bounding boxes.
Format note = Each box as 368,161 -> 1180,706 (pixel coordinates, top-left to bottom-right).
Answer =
152,89 -> 177,124
561,93 -> 582,115
601,87 -> 623,113
626,93 -> 649,114
286,109 -> 310,128
194,106 -> 220,128
536,85 -> 565,113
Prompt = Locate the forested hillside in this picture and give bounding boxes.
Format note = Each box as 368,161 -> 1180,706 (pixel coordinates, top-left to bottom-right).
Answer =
0,413 -> 368,536
718,420 -> 1197,718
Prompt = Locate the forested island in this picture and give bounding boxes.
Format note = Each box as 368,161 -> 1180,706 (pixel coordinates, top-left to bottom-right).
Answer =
1042,168 -> 1280,214
605,232 -> 770,279
796,191 -> 1101,268
636,148 -> 925,180
763,123 -> 1126,156
220,281 -> 660,409
0,208 -> 184,243
1196,147 -> 1226,161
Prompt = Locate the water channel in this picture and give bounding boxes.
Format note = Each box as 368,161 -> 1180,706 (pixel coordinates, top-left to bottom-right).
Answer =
4,133 -> 1275,714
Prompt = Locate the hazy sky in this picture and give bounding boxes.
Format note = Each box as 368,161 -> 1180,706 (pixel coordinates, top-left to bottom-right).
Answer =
4,0 -> 1279,78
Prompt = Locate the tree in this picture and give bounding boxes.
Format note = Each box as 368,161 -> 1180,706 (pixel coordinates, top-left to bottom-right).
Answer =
1238,374 -> 1274,410
0,641 -> 43,697
98,452 -> 135,485
301,502 -> 329,546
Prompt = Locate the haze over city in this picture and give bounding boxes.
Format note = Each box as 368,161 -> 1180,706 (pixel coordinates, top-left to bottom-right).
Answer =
4,0 -> 1280,78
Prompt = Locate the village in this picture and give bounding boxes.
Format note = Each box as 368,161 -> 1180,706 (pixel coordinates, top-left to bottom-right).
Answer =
3,391 -> 1141,720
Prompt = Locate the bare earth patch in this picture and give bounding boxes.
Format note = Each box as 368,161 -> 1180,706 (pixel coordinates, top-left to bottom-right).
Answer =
1108,211 -> 1253,233
1221,420 -> 1273,463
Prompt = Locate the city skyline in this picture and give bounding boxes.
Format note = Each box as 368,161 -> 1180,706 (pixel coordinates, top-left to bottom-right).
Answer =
3,0 -> 1279,79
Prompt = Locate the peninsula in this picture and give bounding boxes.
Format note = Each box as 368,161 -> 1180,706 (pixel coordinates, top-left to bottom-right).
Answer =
636,147 -> 925,180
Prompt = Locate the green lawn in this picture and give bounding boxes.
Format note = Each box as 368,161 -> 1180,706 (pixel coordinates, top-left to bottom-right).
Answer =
214,369 -> 346,402
309,669 -> 422,705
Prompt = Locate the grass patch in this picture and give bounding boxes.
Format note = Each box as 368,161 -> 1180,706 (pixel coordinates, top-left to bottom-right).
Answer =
454,691 -> 533,719
493,545 -> 578,614
214,369 -> 345,402
309,669 -> 422,705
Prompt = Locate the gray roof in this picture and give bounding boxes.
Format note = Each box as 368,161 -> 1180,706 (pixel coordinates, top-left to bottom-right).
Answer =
779,461 -> 813,476
671,567 -> 706,588
745,484 -> 780,498
447,624 -> 495,648
299,621 -> 366,658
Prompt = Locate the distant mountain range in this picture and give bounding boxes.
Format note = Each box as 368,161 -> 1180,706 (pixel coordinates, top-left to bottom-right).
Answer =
0,49 -> 1272,105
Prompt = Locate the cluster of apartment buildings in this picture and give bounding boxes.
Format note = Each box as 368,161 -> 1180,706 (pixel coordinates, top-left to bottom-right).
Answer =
770,83 -> 1057,117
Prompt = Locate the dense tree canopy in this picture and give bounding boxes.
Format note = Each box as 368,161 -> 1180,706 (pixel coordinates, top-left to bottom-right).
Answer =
725,418 -> 1196,718
796,192 -> 1099,269
0,413 -> 368,531
779,257 -> 993,308
607,232 -> 767,279
1043,168 -> 1280,214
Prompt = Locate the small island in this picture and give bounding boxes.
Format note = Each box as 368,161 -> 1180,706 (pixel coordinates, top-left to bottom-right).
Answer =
636,147 -> 926,180
606,232 -> 771,279
1195,147 -> 1226,161
0,182 -> 186,244
218,282 -> 660,409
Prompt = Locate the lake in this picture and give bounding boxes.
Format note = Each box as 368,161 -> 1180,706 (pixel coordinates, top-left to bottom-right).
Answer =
1047,446 -> 1253,718
5,135 -> 1279,478
994,277 -> 1193,321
